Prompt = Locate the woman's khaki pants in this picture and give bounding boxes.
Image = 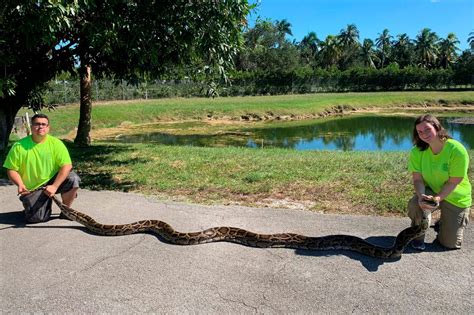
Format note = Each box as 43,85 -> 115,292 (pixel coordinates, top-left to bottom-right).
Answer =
407,192 -> 470,249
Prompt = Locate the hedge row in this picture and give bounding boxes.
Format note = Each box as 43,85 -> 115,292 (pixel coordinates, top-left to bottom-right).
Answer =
44,66 -> 472,104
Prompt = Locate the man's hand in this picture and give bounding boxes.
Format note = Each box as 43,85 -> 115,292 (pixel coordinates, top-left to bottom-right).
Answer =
43,185 -> 58,198
17,185 -> 30,196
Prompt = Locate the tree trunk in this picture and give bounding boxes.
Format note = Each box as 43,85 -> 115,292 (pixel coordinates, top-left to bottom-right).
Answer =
74,64 -> 92,146
0,101 -> 23,164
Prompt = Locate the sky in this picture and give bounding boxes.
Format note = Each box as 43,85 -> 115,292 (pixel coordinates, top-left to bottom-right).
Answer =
248,0 -> 473,51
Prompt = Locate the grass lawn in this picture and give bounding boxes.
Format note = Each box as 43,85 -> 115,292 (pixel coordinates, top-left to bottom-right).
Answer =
36,90 -> 474,137
67,142 -> 473,217
7,91 -> 474,216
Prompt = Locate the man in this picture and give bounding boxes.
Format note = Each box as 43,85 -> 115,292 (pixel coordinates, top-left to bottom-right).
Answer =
3,113 -> 80,222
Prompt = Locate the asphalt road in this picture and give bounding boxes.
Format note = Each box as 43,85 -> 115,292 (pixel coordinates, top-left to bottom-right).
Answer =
0,179 -> 472,313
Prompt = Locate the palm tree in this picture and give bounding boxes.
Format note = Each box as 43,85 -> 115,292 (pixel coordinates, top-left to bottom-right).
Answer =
300,32 -> 319,53
414,28 -> 439,68
337,24 -> 360,68
319,35 -> 341,68
393,33 -> 414,67
468,31 -> 474,51
299,31 -> 320,65
438,33 -> 460,68
275,19 -> 292,48
338,24 -> 360,48
375,29 -> 393,68
360,39 -> 378,68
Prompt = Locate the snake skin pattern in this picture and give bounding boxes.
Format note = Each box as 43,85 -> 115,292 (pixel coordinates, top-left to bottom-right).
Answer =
52,196 -> 429,259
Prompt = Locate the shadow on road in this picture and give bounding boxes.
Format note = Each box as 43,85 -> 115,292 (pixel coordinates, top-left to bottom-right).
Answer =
294,233 -> 452,272
0,178 -> 13,186
0,211 -> 86,233
0,211 -> 26,229
0,207 -> 455,273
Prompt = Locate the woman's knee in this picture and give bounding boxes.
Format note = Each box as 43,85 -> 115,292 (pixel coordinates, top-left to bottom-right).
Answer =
438,207 -> 470,249
437,232 -> 463,249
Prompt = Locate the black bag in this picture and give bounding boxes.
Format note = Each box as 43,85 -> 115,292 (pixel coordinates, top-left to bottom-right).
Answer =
19,189 -> 52,223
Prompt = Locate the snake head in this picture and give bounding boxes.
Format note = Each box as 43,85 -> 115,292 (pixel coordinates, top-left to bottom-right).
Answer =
422,199 -> 439,207
420,209 -> 432,230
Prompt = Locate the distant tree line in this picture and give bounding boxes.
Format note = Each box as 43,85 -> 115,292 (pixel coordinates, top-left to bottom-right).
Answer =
230,20 -> 474,94
44,20 -> 474,103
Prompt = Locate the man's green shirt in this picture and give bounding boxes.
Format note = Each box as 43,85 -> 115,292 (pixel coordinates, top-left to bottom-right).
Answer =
3,135 -> 72,190
408,139 -> 472,208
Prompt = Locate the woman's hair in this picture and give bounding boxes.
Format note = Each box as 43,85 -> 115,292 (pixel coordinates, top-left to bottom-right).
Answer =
412,114 -> 451,150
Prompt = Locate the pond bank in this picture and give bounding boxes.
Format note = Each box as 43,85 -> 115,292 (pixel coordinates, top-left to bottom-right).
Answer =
223,103 -> 474,122
27,90 -> 473,139
89,103 -> 474,147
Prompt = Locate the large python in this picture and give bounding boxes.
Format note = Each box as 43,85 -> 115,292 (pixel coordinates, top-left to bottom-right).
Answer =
52,196 -> 431,260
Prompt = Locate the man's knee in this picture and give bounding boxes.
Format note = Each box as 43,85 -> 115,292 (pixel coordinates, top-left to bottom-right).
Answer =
57,171 -> 81,194
66,171 -> 81,189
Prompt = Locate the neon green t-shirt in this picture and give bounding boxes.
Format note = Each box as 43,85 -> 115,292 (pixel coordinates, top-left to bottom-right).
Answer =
3,135 -> 72,190
408,139 -> 472,208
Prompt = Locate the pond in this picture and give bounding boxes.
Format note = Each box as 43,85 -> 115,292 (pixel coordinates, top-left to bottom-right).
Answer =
112,115 -> 474,151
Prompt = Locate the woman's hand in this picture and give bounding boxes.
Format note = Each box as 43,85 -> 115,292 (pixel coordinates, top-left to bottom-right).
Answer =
418,194 -> 440,210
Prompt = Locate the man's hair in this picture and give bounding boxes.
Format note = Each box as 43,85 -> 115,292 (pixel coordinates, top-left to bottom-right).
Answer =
412,114 -> 450,150
31,113 -> 49,123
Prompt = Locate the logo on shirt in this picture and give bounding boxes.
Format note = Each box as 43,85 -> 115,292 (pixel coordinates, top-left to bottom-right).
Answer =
441,163 -> 449,172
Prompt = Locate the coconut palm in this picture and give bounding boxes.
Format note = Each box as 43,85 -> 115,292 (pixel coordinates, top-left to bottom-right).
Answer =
468,31 -> 474,51
319,35 -> 341,68
275,19 -> 292,48
338,24 -> 360,49
300,32 -> 319,53
438,33 -> 460,68
360,39 -> 378,68
392,33 -> 415,67
375,29 -> 393,68
299,31 -> 320,65
337,24 -> 360,68
275,19 -> 292,36
414,28 -> 439,68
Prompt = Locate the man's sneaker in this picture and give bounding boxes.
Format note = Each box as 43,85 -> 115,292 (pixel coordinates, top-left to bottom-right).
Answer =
411,239 -> 426,251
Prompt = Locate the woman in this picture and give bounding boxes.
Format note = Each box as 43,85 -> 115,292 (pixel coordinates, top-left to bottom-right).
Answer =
408,114 -> 471,250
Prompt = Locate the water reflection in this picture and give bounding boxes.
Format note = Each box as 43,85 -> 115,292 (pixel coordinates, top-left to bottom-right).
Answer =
112,116 -> 474,151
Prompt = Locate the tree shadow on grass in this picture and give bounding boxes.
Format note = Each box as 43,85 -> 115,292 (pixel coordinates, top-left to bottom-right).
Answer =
66,142 -> 147,192
2,142 -> 146,191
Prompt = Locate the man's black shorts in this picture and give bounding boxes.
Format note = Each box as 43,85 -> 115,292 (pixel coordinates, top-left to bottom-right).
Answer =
19,171 -> 81,223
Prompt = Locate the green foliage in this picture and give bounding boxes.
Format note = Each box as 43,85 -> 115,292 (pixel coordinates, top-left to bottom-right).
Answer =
1,0 -> 252,151
236,21 -> 469,78
236,18 -> 300,74
223,66 -> 459,95
453,51 -> 474,85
